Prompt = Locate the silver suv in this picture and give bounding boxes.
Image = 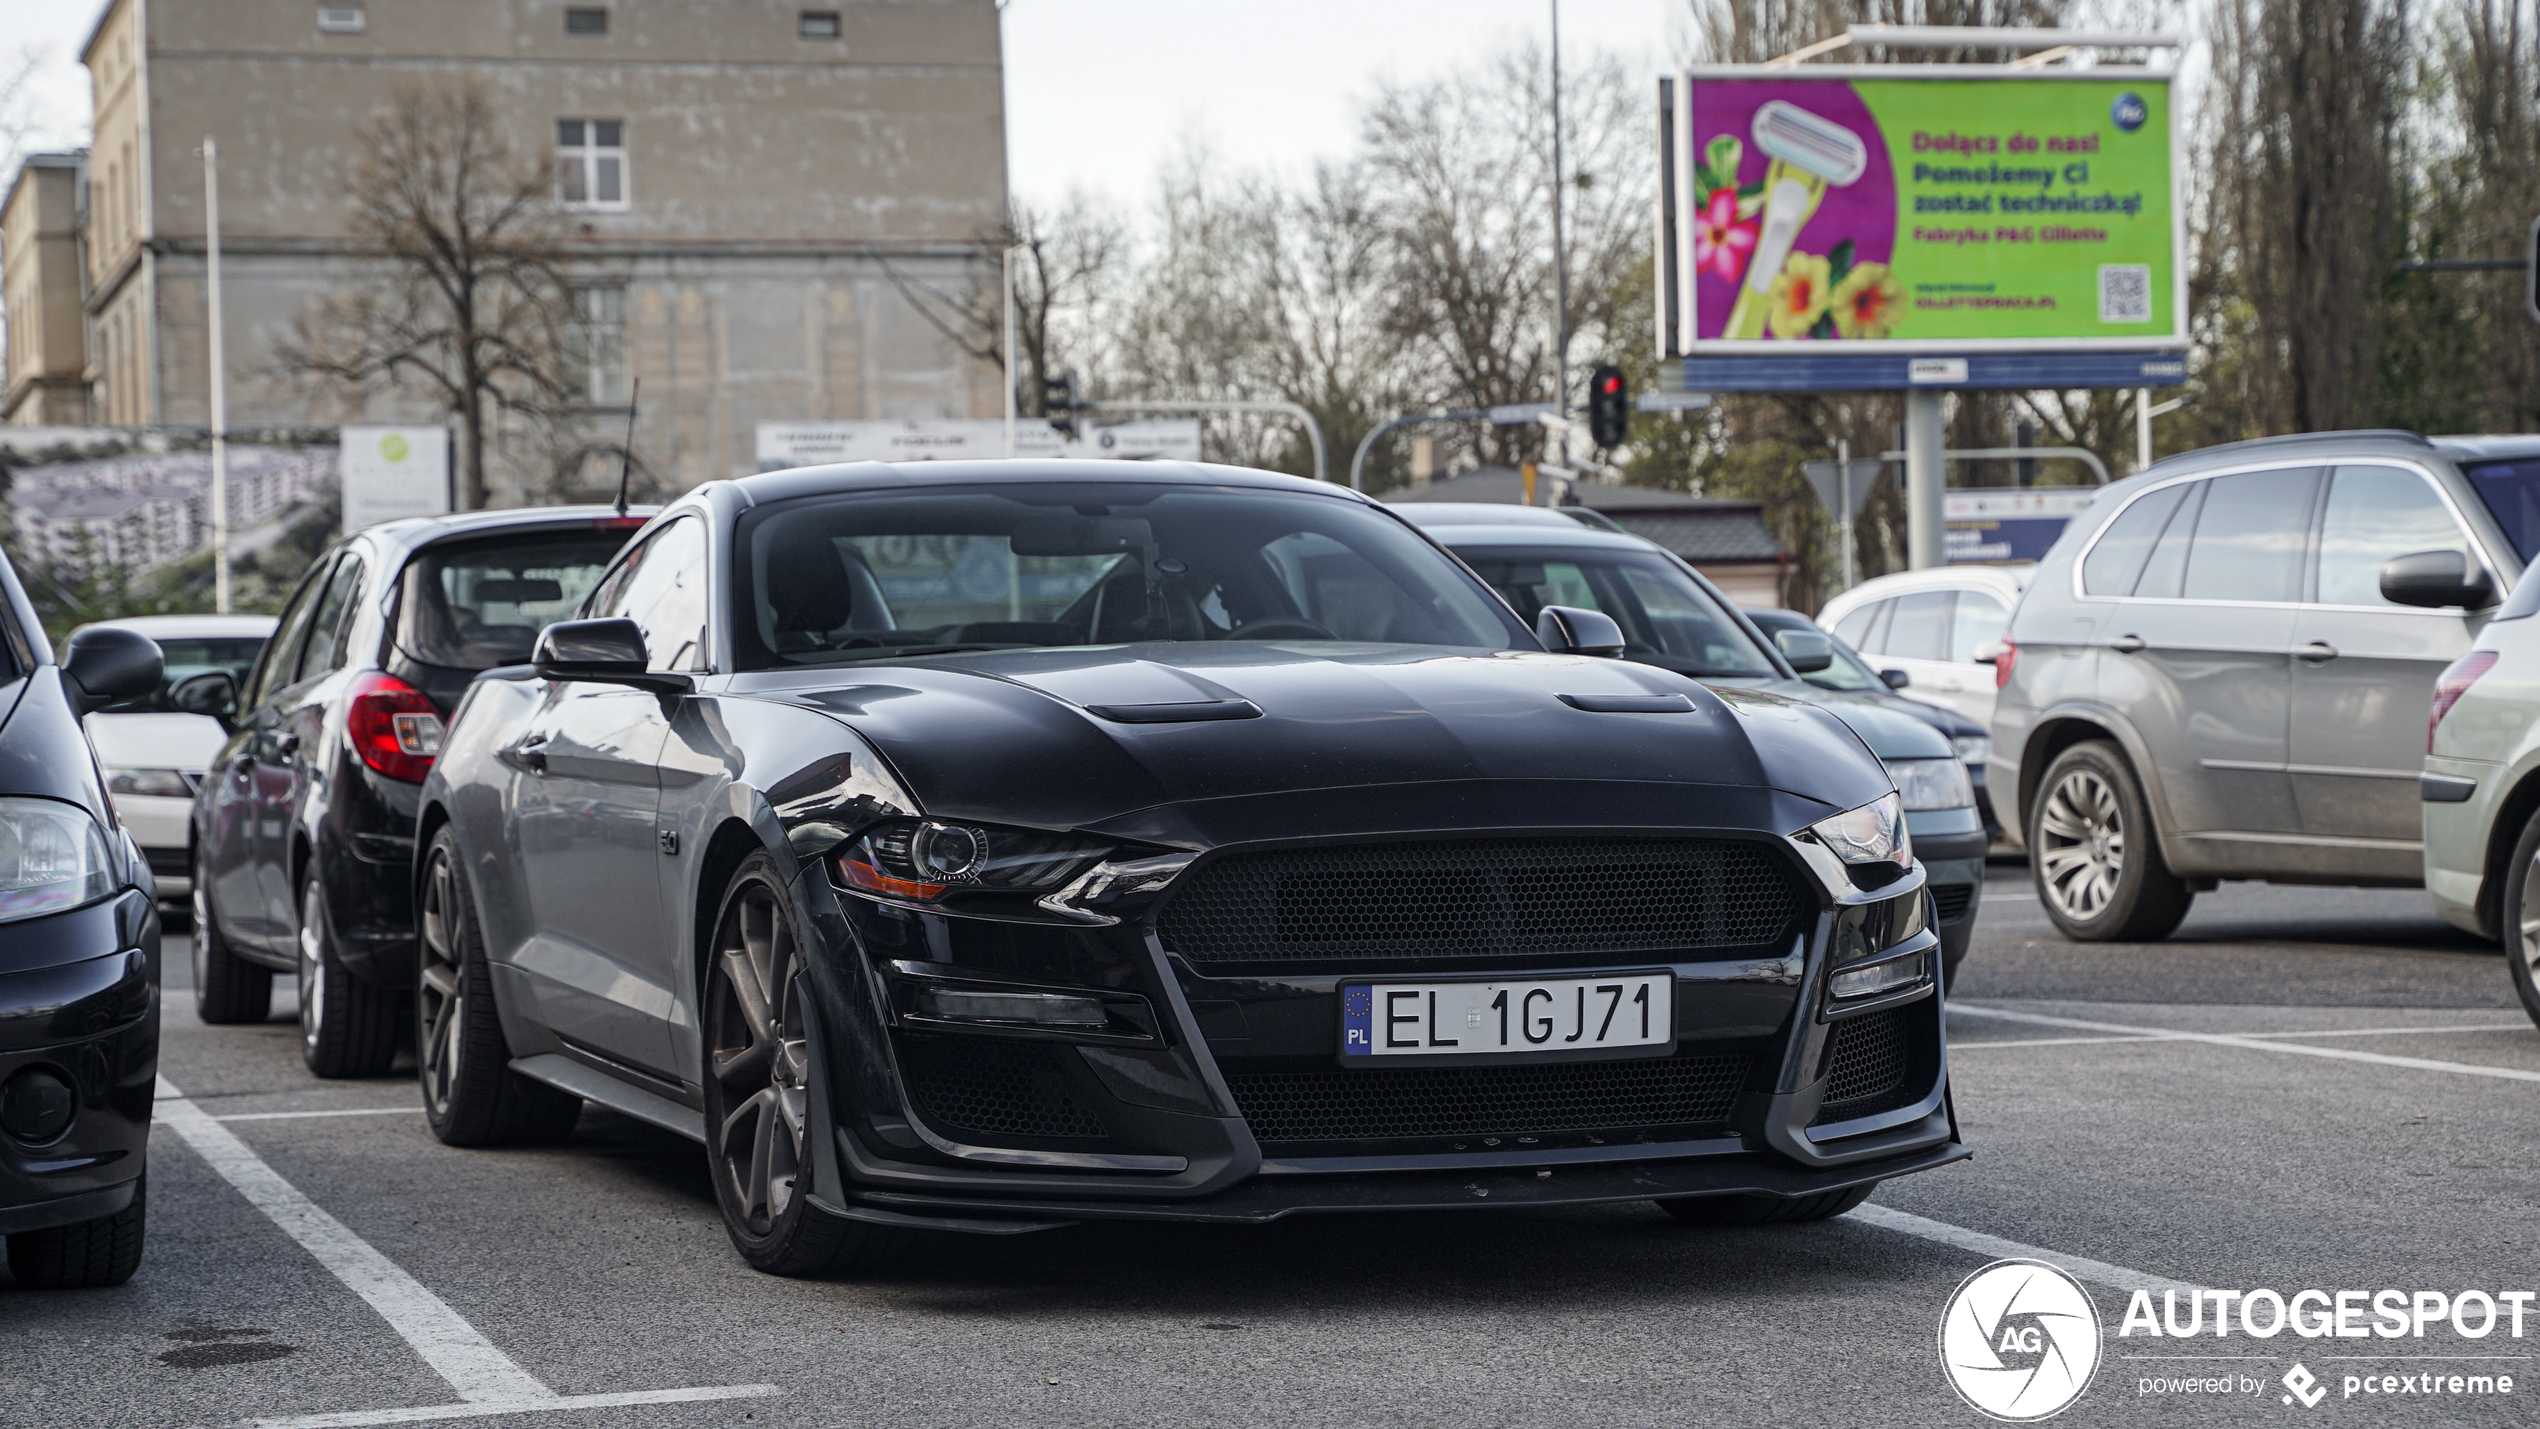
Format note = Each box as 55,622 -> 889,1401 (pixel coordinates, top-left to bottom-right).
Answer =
1991,431 -> 2540,940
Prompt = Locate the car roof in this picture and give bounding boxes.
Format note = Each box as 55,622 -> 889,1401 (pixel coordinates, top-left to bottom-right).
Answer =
74,613 -> 278,638
2431,435 -> 2540,463
1421,523 -> 1665,554
1742,607 -> 1816,630
357,504 -> 662,561
1820,564 -> 2033,611
1392,502 -> 1585,528
732,459 -> 1361,507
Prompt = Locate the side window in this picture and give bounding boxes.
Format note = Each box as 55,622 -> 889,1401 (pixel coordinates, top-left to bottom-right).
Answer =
246,559 -> 334,709
1830,599 -> 1881,651
2081,484 -> 2188,596
1948,591 -> 2012,662
2131,481 -> 2205,599
604,518 -> 708,671
2315,465 -> 2476,607
2179,467 -> 2321,604
296,557 -> 368,684
1883,590 -> 1954,661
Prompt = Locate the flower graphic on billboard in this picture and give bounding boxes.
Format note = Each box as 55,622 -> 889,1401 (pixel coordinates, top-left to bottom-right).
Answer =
1832,259 -> 1904,339
1692,186 -> 1760,283
1765,252 -> 1834,338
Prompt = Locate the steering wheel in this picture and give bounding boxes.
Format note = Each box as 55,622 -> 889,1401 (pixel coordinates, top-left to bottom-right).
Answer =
1228,615 -> 1337,641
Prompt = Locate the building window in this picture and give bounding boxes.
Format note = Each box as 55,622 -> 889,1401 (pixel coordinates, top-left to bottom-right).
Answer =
564,6 -> 608,35
316,3 -> 365,34
799,10 -> 841,38
555,120 -> 627,209
564,285 -> 628,405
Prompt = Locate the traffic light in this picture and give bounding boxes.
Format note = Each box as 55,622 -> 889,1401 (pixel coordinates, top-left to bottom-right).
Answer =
1043,371 -> 1080,441
1587,365 -> 1630,449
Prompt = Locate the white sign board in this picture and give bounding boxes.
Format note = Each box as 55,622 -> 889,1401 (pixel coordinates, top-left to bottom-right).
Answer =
753,418 -> 1203,473
1941,489 -> 2097,522
340,425 -> 451,533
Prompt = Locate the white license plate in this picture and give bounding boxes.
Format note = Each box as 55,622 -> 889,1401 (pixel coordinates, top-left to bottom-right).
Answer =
1340,974 -> 1674,1060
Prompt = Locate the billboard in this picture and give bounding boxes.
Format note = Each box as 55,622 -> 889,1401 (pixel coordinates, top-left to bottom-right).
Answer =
1945,487 -> 2096,565
1666,70 -> 2180,355
755,418 -> 1204,472
340,425 -> 451,533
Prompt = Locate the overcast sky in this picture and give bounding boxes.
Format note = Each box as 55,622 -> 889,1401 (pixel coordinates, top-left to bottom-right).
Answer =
2,0 -> 1684,202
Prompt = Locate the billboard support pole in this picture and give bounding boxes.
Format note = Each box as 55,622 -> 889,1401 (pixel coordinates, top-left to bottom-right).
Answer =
1905,389 -> 1945,569
204,137 -> 230,614
1836,438 -> 1857,591
2135,386 -> 2152,472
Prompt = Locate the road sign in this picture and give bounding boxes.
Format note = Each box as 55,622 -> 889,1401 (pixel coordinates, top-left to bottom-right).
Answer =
1635,391 -> 1714,412
1802,459 -> 1885,521
754,418 -> 1200,472
1486,403 -> 1558,425
340,425 -> 450,532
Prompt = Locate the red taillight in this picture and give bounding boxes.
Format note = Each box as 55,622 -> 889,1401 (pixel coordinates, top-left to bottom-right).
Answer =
346,672 -> 445,783
2429,650 -> 2499,752
1993,638 -> 2018,689
593,516 -> 648,533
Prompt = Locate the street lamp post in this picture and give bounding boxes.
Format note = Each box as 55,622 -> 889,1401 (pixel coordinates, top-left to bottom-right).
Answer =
204,136 -> 231,614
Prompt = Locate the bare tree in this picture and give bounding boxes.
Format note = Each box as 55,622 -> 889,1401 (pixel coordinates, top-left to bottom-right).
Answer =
278,86 -> 568,509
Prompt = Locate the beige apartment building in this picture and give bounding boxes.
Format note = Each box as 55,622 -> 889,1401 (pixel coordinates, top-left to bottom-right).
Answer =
6,0 -> 1008,498
2,154 -> 94,424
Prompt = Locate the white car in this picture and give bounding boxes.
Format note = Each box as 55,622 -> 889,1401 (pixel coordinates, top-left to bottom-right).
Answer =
74,613 -> 277,900
1815,565 -> 2033,726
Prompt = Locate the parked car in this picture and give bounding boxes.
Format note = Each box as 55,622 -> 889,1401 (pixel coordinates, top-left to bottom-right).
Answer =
76,614 -> 277,905
0,544 -> 165,1287
1744,606 -> 1999,841
184,507 -> 652,1076
1816,565 -> 2031,727
1995,430 -> 2534,940
1401,504 -> 1987,981
417,460 -> 1965,1276
2420,558 -> 2540,1025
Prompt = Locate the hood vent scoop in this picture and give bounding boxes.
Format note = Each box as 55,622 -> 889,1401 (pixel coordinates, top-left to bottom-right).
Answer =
1082,699 -> 1264,724
1558,693 -> 1698,714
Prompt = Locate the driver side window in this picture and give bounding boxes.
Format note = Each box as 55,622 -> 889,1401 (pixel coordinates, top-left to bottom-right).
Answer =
602,518 -> 708,671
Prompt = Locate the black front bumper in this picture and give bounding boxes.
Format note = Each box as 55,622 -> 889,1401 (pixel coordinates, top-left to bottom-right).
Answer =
0,890 -> 160,1234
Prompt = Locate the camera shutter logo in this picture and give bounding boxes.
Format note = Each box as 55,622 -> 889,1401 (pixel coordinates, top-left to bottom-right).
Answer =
1939,1259 -> 2102,1421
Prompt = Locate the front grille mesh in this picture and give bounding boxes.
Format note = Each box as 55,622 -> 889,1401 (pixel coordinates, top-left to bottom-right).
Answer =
1225,1053 -> 1751,1144
1813,1008 -> 1914,1122
1159,838 -> 1802,965
897,1033 -> 1107,1141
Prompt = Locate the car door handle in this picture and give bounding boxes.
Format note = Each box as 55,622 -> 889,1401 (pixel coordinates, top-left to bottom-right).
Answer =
2298,641 -> 2339,663
509,737 -> 550,775
2109,634 -> 2145,654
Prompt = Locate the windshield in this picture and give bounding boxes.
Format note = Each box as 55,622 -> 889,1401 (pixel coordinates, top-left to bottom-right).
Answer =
2462,458 -> 2540,562
397,532 -> 623,670
100,636 -> 268,713
732,483 -> 1528,669
1449,544 -> 1776,679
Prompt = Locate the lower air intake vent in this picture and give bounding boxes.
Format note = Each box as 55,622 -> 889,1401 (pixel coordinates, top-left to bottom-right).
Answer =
896,1033 -> 1107,1141
1224,1053 -> 1750,1145
1931,883 -> 1975,923
1812,1008 -> 1915,1124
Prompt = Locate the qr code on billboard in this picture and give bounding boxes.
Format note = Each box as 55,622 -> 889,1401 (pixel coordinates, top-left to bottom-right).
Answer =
2098,264 -> 2152,323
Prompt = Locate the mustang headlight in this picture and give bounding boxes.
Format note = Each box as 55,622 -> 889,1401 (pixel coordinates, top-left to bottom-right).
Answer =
0,798 -> 116,923
1810,791 -> 1911,868
837,819 -> 1109,903
104,768 -> 197,799
1884,756 -> 1973,812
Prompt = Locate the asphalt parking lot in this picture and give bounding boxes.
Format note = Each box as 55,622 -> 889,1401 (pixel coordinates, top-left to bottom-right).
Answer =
8,867 -> 2538,1428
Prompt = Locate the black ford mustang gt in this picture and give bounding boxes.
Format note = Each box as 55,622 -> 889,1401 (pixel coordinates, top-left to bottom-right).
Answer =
417,459 -> 1963,1275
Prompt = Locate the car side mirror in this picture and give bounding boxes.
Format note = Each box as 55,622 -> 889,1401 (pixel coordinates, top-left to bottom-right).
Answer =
1774,630 -> 1835,673
1972,639 -> 2010,666
61,628 -> 164,717
170,670 -> 240,722
532,618 -> 694,696
2380,549 -> 2494,609
1536,605 -> 1626,658
1880,667 -> 1911,690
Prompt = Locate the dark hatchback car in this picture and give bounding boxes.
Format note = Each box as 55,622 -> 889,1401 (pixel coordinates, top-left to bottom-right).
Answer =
184,507 -> 648,1076
0,546 -> 165,1287
416,460 -> 1964,1277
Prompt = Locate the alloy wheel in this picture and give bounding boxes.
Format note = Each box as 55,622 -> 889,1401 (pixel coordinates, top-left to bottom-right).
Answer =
706,880 -> 811,1238
2520,849 -> 2540,999
298,881 -> 328,1055
190,871 -> 211,993
417,850 -> 466,1119
2036,767 -> 2125,921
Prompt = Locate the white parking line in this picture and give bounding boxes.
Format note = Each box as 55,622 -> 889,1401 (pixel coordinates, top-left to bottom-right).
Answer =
153,1077 -> 778,1427
213,1108 -> 420,1123
1849,1203 -> 2211,1299
1952,1023 -> 2531,1051
1951,1005 -> 2540,1083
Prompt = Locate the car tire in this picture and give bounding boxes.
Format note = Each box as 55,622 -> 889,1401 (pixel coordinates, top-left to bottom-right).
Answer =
7,1176 -> 146,1288
298,872 -> 404,1078
702,852 -> 903,1278
416,831 -> 582,1147
1657,1182 -> 1877,1226
191,853 -> 273,1025
2027,740 -> 2193,943
2495,808 -> 2540,1032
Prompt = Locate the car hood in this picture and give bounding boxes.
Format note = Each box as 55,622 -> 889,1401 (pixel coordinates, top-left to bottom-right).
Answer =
727,642 -> 1892,840
1700,676 -> 1953,761
82,711 -> 230,773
